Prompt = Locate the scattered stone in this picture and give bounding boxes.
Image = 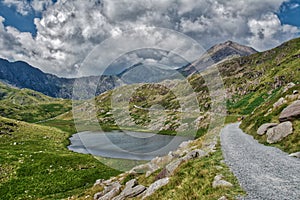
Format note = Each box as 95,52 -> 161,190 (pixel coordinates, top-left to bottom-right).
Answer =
257,123 -> 278,135
279,100 -> 300,122
142,178 -> 169,199
283,82 -> 296,92
112,179 -> 146,200
218,196 -> 228,200
266,121 -> 293,144
289,152 -> 300,158
212,175 -> 233,188
179,140 -> 192,149
273,97 -> 287,108
94,179 -> 105,186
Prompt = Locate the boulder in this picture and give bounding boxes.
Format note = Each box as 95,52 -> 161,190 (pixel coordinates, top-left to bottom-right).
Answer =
266,121 -> 293,144
112,179 -> 146,200
212,174 -> 233,188
218,196 -> 228,200
257,123 -> 278,135
279,100 -> 300,122
289,152 -> 300,158
142,178 -> 169,199
97,182 -> 121,200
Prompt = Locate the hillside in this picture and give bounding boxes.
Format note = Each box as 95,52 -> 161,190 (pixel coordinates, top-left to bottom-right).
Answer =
0,82 -> 71,122
0,116 -> 120,199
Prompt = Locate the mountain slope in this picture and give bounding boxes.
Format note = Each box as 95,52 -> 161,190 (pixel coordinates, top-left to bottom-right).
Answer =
0,58 -> 119,99
0,41 -> 256,99
179,40 -> 257,75
0,82 -> 71,122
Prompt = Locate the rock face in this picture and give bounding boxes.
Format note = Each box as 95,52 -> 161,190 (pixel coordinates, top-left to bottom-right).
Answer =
257,123 -> 278,135
279,100 -> 300,122
212,174 -> 233,188
266,121 -> 293,144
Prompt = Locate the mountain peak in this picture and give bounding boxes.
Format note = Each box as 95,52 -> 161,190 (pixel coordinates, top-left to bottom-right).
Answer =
208,40 -> 258,57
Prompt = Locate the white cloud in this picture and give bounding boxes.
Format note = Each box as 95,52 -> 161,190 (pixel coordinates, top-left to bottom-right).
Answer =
0,0 -> 299,77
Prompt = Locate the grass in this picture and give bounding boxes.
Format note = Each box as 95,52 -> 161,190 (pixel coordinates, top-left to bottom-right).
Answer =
0,82 -> 72,123
0,116 -> 120,200
240,85 -> 300,153
139,143 -> 245,200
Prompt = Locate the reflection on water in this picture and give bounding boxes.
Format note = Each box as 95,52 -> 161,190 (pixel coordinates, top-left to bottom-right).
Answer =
68,131 -> 192,160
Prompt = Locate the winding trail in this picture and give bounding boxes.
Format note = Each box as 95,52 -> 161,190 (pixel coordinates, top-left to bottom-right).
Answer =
220,123 -> 300,200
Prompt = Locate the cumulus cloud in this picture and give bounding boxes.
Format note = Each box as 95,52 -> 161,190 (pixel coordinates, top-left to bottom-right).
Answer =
0,0 -> 299,77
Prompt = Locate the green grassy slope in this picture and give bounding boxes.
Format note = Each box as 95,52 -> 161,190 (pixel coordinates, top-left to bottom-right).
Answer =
0,82 -> 72,122
0,116 -> 120,199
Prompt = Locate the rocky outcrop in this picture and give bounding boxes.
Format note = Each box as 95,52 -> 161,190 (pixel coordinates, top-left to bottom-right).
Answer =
257,123 -> 278,135
212,174 -> 233,188
92,130 -> 219,200
142,178 -> 169,199
113,179 -> 146,200
279,100 -> 300,122
94,181 -> 121,200
266,121 -> 293,144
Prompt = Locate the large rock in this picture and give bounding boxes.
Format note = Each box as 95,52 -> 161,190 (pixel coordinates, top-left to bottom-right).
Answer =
266,121 -> 293,144
279,100 -> 300,122
142,178 -> 169,199
257,123 -> 278,135
112,179 -> 146,200
96,182 -> 122,200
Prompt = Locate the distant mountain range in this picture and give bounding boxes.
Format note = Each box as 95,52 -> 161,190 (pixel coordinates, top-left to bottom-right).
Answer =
0,41 -> 257,99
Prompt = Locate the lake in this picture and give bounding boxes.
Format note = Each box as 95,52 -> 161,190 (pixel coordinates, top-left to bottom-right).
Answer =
68,131 -> 192,160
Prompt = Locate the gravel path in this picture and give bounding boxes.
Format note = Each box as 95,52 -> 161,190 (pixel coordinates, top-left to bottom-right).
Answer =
220,123 -> 300,200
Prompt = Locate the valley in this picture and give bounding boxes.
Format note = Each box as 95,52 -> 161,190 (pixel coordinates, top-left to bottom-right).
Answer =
0,37 -> 299,199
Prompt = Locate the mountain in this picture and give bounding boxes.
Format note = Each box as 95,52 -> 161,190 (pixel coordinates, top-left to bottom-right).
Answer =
0,41 -> 257,99
0,58 -> 119,99
117,62 -> 180,84
179,40 -> 257,75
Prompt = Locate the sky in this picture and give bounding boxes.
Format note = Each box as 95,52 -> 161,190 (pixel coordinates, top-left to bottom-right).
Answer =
0,0 -> 299,77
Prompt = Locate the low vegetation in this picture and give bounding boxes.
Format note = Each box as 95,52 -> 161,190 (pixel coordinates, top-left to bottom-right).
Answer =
0,82 -> 72,123
0,116 -> 120,199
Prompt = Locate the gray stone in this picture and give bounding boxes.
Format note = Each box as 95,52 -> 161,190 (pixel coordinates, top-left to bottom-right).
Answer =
142,178 -> 169,199
165,158 -> 184,176
289,152 -> 300,158
98,182 -> 121,200
212,175 -> 233,188
283,82 -> 296,92
279,100 -> 300,122
257,123 -> 278,135
112,179 -> 146,200
273,97 -> 287,108
218,196 -> 228,200
266,121 -> 293,144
